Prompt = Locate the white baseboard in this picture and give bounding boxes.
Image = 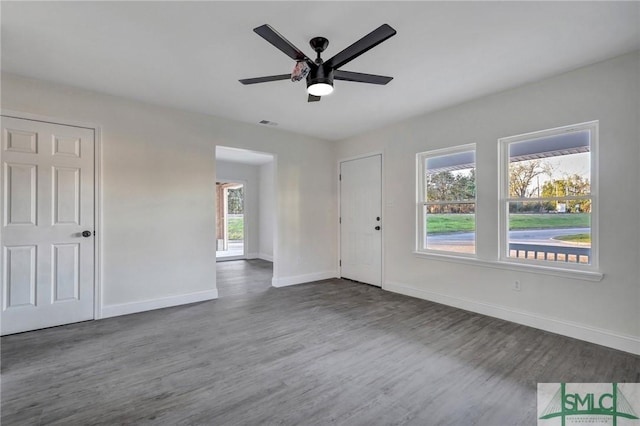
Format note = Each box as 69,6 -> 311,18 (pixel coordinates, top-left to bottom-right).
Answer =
247,252 -> 259,259
100,289 -> 218,319
384,281 -> 640,356
272,270 -> 336,288
258,253 -> 273,262
215,255 -> 245,262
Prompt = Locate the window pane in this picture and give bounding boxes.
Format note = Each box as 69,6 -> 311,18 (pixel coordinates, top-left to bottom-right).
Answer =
508,131 -> 590,199
418,146 -> 476,255
508,130 -> 591,198
508,154 -> 591,199
424,153 -> 475,202
424,203 -> 476,254
507,201 -> 591,264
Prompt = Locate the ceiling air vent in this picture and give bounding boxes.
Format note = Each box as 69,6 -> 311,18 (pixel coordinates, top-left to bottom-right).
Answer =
259,120 -> 278,126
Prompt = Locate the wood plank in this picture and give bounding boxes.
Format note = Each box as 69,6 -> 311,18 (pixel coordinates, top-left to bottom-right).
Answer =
2,260 -> 638,425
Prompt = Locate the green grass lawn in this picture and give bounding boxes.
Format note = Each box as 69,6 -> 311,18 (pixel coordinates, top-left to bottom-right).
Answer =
227,217 -> 244,240
554,233 -> 591,243
508,213 -> 589,230
426,214 -> 476,234
426,213 -> 589,234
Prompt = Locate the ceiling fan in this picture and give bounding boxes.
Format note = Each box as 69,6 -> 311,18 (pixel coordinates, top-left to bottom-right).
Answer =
239,24 -> 397,102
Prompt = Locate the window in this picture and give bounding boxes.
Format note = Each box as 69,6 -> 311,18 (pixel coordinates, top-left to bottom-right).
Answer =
417,144 -> 476,255
499,122 -> 597,268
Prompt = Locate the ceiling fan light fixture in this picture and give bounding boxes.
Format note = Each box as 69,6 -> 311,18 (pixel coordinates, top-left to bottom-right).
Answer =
307,82 -> 333,96
307,64 -> 334,96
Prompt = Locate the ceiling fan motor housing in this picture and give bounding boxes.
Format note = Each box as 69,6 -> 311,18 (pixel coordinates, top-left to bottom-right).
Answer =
307,63 -> 334,88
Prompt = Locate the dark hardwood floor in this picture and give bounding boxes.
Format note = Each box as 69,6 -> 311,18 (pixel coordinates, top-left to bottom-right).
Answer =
216,259 -> 273,297
2,262 -> 638,425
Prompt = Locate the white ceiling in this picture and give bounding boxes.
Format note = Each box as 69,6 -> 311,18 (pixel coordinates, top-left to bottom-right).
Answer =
2,2 -> 638,141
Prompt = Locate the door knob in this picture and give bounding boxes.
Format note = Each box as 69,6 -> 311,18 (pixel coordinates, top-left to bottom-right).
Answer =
375,226 -> 381,231
82,230 -> 92,238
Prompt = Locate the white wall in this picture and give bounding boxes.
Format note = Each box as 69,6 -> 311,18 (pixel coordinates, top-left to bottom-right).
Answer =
215,160 -> 260,258
336,52 -> 640,354
3,54 -> 637,353
259,161 -> 275,261
1,73 -> 338,315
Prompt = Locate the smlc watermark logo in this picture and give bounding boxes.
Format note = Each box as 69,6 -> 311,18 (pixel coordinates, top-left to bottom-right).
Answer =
538,383 -> 640,426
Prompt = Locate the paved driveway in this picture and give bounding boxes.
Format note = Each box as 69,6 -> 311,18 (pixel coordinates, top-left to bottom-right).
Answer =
428,227 -> 590,246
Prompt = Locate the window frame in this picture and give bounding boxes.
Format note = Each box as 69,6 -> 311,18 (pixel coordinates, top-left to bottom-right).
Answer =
498,121 -> 599,271
416,143 -> 477,257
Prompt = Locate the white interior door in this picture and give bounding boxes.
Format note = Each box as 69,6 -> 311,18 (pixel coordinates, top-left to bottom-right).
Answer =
1,116 -> 95,334
340,154 -> 382,286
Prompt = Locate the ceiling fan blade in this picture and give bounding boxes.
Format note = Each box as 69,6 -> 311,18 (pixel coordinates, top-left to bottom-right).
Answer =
239,74 -> 291,85
254,24 -> 310,62
327,24 -> 396,70
334,70 -> 393,85
308,94 -> 321,102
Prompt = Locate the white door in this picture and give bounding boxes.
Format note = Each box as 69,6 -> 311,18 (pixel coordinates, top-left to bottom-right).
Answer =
340,154 -> 382,286
1,116 -> 95,334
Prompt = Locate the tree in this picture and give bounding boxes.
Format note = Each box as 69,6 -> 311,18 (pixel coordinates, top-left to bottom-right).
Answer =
227,187 -> 244,214
456,168 -> 476,200
565,174 -> 590,197
541,174 -> 590,212
426,169 -> 475,213
509,160 -> 552,198
427,171 -> 456,202
427,170 -> 475,201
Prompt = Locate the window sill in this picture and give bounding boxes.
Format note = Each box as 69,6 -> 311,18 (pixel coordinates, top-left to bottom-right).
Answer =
412,251 -> 603,282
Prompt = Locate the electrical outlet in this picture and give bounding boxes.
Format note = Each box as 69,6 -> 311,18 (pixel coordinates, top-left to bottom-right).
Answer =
513,280 -> 521,292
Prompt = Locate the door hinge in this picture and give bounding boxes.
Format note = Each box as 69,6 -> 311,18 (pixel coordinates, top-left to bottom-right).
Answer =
339,174 -> 341,181
339,260 -> 341,266
339,217 -> 341,224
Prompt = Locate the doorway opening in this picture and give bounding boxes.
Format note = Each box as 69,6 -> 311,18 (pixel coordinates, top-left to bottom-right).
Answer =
216,182 -> 245,259
215,145 -> 276,293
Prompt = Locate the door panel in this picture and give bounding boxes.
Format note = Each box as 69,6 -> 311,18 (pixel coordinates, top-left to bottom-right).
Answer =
53,167 -> 80,224
4,128 -> 37,153
1,116 -> 95,334
4,163 -> 37,225
340,155 -> 382,286
4,245 -> 37,308
52,243 -> 80,302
